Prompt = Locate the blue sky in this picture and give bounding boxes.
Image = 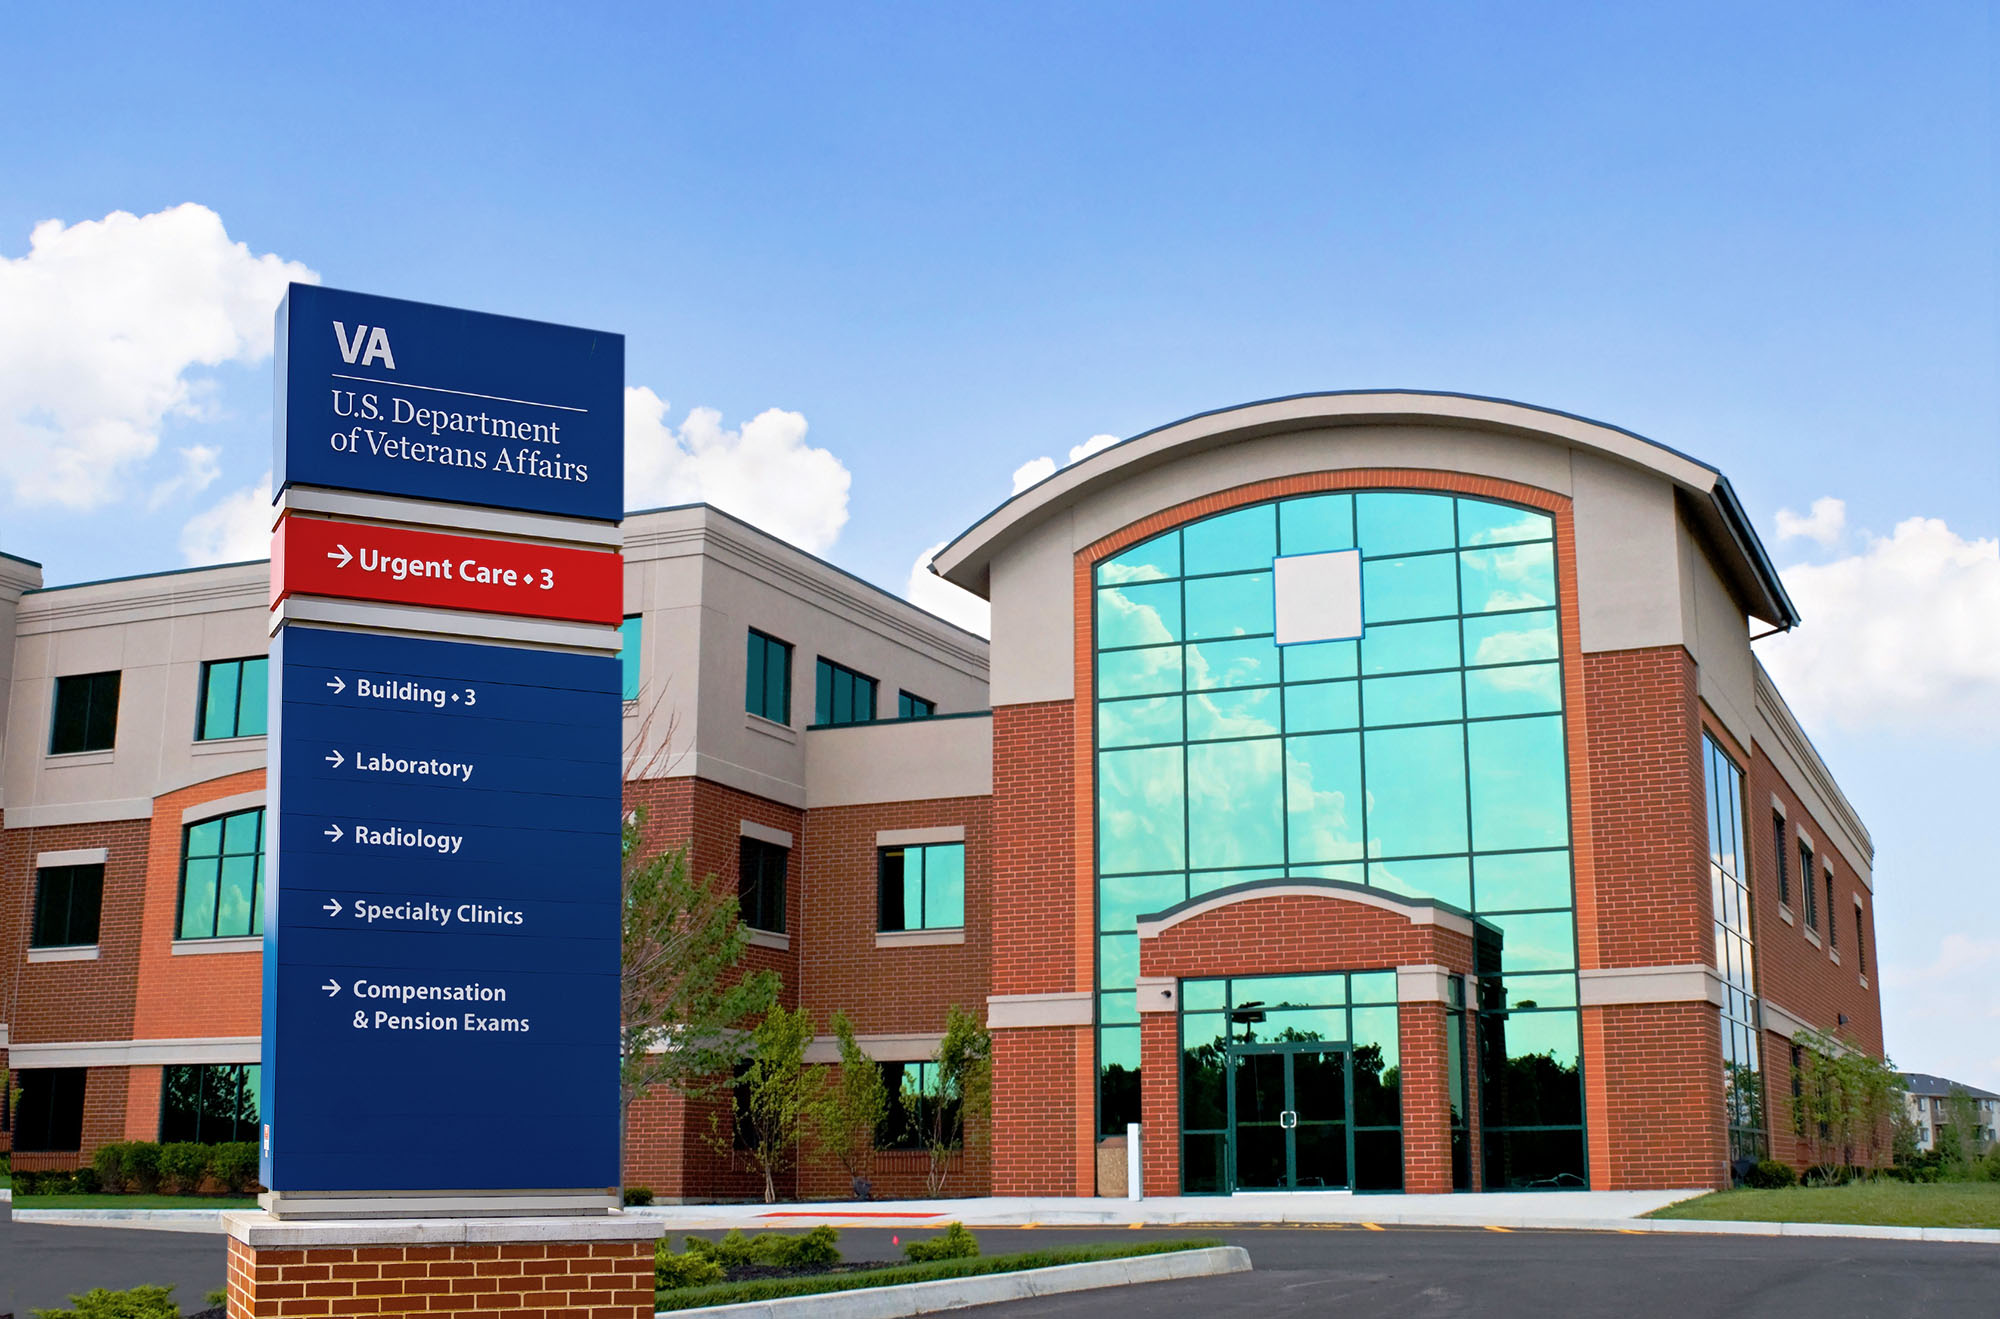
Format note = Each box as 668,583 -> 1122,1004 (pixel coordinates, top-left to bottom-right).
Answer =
2,4 -> 1996,1085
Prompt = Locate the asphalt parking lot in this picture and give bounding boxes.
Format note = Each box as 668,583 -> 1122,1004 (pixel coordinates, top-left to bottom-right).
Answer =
6,1218 -> 1997,1318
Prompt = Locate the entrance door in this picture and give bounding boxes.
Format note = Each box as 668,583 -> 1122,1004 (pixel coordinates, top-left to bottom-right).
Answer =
1228,1043 -> 1349,1191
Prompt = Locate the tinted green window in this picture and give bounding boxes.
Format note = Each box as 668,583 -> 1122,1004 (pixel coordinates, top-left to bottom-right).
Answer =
50,671 -> 120,754
32,864 -> 103,947
879,842 -> 965,931
1706,734 -> 1766,1162
898,691 -> 936,719
1183,505 -> 1275,575
619,616 -> 643,702
745,629 -> 792,723
814,658 -> 877,725
160,1063 -> 260,1144
178,808 -> 264,940
198,657 -> 268,739
876,1061 -> 960,1150
739,836 -> 788,932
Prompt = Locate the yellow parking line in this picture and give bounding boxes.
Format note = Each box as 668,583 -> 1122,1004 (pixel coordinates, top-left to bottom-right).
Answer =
1021,1222 -> 1040,1229
1485,1225 -> 1512,1233
1129,1222 -> 1145,1229
1363,1222 -> 1384,1231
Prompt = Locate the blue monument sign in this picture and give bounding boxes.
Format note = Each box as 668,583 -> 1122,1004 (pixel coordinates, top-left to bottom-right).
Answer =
265,285 -> 626,1199
276,282 -> 624,521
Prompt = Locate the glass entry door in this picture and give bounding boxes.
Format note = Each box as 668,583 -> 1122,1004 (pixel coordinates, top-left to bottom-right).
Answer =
1228,1043 -> 1349,1191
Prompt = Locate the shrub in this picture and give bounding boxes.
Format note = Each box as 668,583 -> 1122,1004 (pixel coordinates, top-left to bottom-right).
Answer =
73,1166 -> 102,1194
681,1226 -> 843,1271
789,1224 -> 841,1267
622,1185 -> 655,1206
904,1222 -> 979,1262
686,1228 -> 755,1268
1802,1163 -> 1854,1187
157,1142 -> 213,1195
655,1242 -> 726,1291
92,1142 -> 132,1193
1744,1159 -> 1797,1189
28,1282 -> 182,1318
211,1142 -> 259,1194
125,1141 -> 162,1193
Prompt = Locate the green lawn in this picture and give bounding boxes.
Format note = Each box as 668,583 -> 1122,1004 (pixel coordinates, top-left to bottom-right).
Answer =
657,1239 -> 1224,1311
12,1193 -> 257,1209
1649,1182 -> 2000,1229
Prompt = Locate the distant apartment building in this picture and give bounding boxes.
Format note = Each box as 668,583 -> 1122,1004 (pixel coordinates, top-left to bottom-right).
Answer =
1900,1073 -> 2000,1153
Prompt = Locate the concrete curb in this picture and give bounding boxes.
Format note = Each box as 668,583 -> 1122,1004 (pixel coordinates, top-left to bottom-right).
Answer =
12,1208 -> 231,1232
654,1246 -> 1252,1318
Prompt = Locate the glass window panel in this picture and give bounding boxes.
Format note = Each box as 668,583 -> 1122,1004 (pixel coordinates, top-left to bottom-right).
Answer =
1482,1128 -> 1585,1190
1357,492 -> 1456,555
1099,872 -> 1186,931
1184,980 -> 1228,1011
1285,732 -> 1363,864
1473,851 -> 1572,911
215,856 -> 256,937
1351,1006 -> 1399,1057
1362,724 -> 1469,857
1100,991 -> 1138,1024
923,844 -> 964,928
1354,1129 -> 1404,1191
187,818 -> 223,860
1182,1132 -> 1226,1192
1362,671 -> 1462,726
1459,543 -> 1557,613
1184,572 -> 1273,640
1098,583 -> 1182,648
1182,504 -> 1275,576
237,658 -> 269,735
1281,639 -> 1358,682
1098,747 -> 1185,873
1351,970 -> 1398,1004
1284,680 -> 1359,733
1238,974 -> 1343,1008
1099,532 -> 1179,584
1099,695 -> 1182,748
1099,1025 -> 1141,1133
201,663 -> 237,739
1258,1007 -> 1343,1044
1368,857 -> 1471,908
1361,619 -> 1459,675
1098,645 -> 1183,698
1181,1018 -> 1229,1129
618,616 -> 643,701
1362,553 -> 1459,624
1458,499 -> 1553,547
180,858 -> 218,938
1186,688 -> 1280,741
1463,610 -> 1559,666
1189,867 -> 1284,896
1185,637 -> 1282,690
1187,740 -> 1284,868
1468,715 -> 1570,851
1493,973 -> 1578,1010
1289,863 -> 1366,885
1480,1009 -> 1582,1128
1279,493 -> 1354,554
1483,911 -> 1577,972
1099,934 -> 1139,990
222,810 -> 260,855
1466,662 -> 1562,717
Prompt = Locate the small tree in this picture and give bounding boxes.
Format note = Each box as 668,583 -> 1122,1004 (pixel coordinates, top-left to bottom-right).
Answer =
1793,1027 -> 1900,1176
726,1003 -> 822,1203
811,1011 -> 887,1198
620,811 -> 780,1185
1941,1087 -> 1984,1168
912,1005 -> 992,1195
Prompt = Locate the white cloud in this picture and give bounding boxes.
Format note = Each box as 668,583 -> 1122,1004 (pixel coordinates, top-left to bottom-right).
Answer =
1756,515 -> 2000,734
148,444 -> 223,509
1775,496 -> 1848,547
180,472 -> 272,565
0,204 -> 316,509
1010,432 -> 1124,494
624,386 -> 849,554
905,540 -> 990,637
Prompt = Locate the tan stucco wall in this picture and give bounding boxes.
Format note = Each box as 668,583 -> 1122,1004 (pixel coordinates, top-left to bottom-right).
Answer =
804,714 -> 993,807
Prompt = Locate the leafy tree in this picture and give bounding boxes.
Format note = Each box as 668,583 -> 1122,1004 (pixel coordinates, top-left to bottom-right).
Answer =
620,809 -> 780,1185
723,1002 -> 822,1203
912,1005 -> 992,1195
811,1011 -> 887,1197
1792,1028 -> 1900,1176
1940,1086 -> 1985,1167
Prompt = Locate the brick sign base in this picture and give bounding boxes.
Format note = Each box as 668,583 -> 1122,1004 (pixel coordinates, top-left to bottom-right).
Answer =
224,1212 -> 663,1318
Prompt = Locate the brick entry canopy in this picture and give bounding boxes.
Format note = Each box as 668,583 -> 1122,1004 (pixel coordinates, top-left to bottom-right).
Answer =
1135,880 -> 1482,1196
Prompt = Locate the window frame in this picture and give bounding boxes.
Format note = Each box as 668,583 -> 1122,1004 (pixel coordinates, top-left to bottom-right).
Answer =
1825,868 -> 1837,948
746,629 -> 794,724
738,836 -> 789,934
898,690 -> 936,720
159,1062 -> 261,1144
619,615 -> 643,703
12,1067 -> 88,1152
1771,812 -> 1789,907
1799,839 -> 1818,930
195,656 -> 269,741
877,841 -> 967,933
176,807 -> 266,941
31,862 -> 104,949
813,657 -> 878,727
50,670 -> 121,754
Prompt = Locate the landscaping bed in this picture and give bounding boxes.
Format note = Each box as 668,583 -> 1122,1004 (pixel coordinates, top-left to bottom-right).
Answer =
1649,1181 -> 2000,1229
12,1193 -> 257,1209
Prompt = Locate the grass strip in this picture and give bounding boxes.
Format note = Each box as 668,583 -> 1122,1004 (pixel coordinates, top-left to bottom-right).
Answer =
13,1194 -> 259,1209
656,1238 -> 1225,1311
1647,1182 -> 2000,1229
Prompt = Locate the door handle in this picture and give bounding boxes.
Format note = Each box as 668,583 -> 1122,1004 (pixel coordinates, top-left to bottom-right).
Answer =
1279,1110 -> 1298,1129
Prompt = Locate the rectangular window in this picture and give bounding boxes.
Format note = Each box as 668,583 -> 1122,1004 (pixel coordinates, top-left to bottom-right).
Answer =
178,808 -> 265,940
1856,905 -> 1867,975
50,671 -> 120,754
814,658 -> 877,726
878,842 -> 966,931
876,1061 -> 958,1151
160,1063 -> 261,1144
745,629 -> 793,723
1800,840 -> 1817,929
31,863 -> 103,948
1825,870 -> 1837,948
618,615 -> 643,702
898,691 -> 936,720
1772,812 -> 1789,906
197,657 -> 269,740
738,836 -> 788,933
13,1067 -> 87,1152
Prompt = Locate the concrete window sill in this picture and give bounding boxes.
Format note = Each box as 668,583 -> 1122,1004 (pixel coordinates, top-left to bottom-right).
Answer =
44,748 -> 114,766
745,714 -> 798,745
746,928 -> 791,952
875,928 -> 966,949
27,944 -> 99,963
172,936 -> 263,956
192,734 -> 266,756
1803,926 -> 1822,949
1778,906 -> 1795,926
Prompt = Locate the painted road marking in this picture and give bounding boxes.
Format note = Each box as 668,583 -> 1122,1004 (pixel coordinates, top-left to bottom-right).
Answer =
1363,1222 -> 1384,1231
1486,1225 -> 1513,1232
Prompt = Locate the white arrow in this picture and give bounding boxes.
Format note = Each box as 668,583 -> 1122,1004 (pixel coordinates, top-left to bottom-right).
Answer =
327,544 -> 352,568
325,749 -> 344,769
323,898 -> 343,917
322,979 -> 342,997
326,675 -> 346,695
324,823 -> 344,843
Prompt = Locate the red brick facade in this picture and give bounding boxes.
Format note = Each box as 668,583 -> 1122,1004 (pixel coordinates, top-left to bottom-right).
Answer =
225,1235 -> 656,1319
